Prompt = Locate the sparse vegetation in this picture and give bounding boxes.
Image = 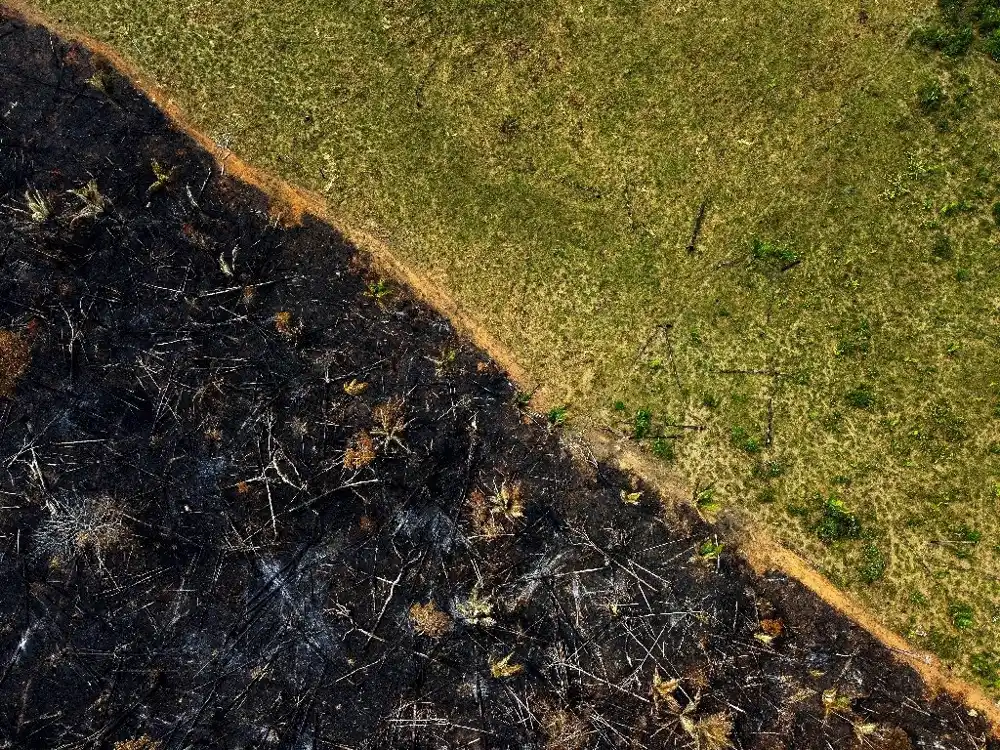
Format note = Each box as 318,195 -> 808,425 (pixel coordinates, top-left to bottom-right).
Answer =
0,24 -> 995,745
14,0 -> 1000,711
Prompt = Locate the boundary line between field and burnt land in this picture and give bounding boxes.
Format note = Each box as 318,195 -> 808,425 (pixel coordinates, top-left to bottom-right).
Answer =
4,0 -> 999,734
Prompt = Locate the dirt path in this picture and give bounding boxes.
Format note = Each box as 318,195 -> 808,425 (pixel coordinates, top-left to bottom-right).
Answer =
5,0 -> 998,737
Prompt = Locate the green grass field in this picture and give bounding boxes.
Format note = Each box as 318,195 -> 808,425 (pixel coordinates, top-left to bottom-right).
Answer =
31,0 -> 1000,689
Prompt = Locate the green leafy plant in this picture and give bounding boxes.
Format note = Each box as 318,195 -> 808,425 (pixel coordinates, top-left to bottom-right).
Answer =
836,319 -> 872,357
949,601 -> 974,629
147,159 -> 175,194
730,426 -> 761,454
860,543 -> 886,584
547,404 -> 568,426
815,495 -> 862,542
749,238 -> 800,270
970,651 -> 1000,688
633,408 -> 653,439
845,385 -> 876,410
992,201 -> 1000,228
698,539 -> 724,560
651,437 -> 675,461
514,389 -> 534,407
695,485 -> 719,513
916,78 -> 948,113
366,278 -> 392,302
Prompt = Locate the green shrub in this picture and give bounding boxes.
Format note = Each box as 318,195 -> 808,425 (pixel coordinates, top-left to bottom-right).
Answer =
970,651 -> 1000,687
910,23 -> 974,56
985,29 -> 1000,59
992,201 -> 1000,228
836,319 -> 872,357
815,495 -> 862,542
651,437 -> 675,461
917,78 -> 948,112
731,426 -> 762,454
633,408 -> 653,439
932,233 -> 954,260
845,385 -> 876,410
860,543 -> 887,584
547,404 -> 568,425
949,601 -> 975,629
750,238 -> 800,268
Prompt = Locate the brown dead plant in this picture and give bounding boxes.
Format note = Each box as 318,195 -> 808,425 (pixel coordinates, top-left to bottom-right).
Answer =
409,600 -> 453,638
372,397 -> 407,450
539,704 -> 589,750
0,329 -> 31,397
344,430 -> 376,471
114,737 -> 163,750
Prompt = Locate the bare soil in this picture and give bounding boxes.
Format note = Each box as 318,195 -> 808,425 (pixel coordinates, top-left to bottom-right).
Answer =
0,10 -> 998,750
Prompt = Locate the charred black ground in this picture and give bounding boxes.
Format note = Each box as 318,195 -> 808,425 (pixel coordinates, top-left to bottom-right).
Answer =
0,11 -> 996,750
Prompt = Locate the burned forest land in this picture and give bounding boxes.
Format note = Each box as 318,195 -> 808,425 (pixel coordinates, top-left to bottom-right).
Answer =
0,11 -> 996,750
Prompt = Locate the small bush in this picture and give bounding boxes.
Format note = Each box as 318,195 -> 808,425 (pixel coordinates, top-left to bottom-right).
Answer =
815,495 -> 862,542
917,78 -> 948,112
651,437 -> 675,461
984,27 -> 1000,58
949,601 -> 975,629
633,408 -> 653,439
992,201 -> 1000,227
836,319 -> 872,357
970,651 -> 1000,688
845,384 -> 876,410
730,426 -> 762,454
860,543 -> 887,584
931,233 -> 954,260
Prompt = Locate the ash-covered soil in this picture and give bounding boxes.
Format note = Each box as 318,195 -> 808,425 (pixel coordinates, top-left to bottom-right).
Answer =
0,10 -> 997,750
